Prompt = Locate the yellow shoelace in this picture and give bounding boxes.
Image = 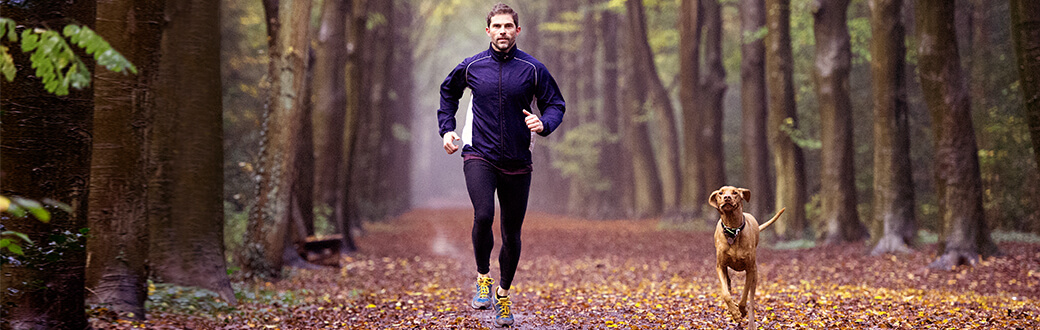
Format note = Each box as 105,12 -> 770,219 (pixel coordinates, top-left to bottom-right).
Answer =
497,297 -> 511,317
477,277 -> 494,299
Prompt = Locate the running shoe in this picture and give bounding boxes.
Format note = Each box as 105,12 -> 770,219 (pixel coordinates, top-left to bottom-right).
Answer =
493,294 -> 514,327
471,277 -> 494,309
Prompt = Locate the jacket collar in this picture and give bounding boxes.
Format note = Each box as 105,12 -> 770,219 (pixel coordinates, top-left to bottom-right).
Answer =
489,43 -> 518,62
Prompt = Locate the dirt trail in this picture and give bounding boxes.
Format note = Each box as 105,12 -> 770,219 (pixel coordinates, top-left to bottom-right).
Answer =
114,208 -> 1040,329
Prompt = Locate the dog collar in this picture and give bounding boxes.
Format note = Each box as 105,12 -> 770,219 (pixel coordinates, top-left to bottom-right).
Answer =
722,216 -> 746,239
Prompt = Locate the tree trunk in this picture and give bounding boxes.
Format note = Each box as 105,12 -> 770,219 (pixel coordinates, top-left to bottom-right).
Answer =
386,0 -> 415,218
148,0 -> 236,302
86,0 -> 164,318
0,2 -> 94,328
597,7 -> 629,219
814,0 -> 868,245
917,0 -> 1000,269
1010,0 -> 1040,174
622,10 -> 663,217
679,0 -> 704,216
314,0 -> 349,215
243,0 -> 315,279
700,0 -> 728,212
295,51 -> 317,237
740,0 -> 774,219
628,0 -> 683,218
343,0 -> 367,236
869,0 -> 917,255
313,0 -> 357,253
766,0 -> 808,239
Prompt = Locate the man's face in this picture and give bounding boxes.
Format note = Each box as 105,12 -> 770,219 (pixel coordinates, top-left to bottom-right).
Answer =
486,14 -> 520,52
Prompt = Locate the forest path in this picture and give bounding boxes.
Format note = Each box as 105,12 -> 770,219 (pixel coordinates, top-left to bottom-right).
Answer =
129,208 -> 1040,329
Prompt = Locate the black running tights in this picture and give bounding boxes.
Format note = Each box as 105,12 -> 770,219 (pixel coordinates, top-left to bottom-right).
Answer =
464,159 -> 531,290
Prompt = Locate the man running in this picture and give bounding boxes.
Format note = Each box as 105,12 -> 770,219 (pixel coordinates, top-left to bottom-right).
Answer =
436,3 -> 566,327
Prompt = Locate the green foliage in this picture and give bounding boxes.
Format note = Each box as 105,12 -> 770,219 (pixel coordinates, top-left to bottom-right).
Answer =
147,281 -> 236,316
0,196 -> 72,256
0,17 -> 136,95
549,123 -> 619,193
778,117 -> 822,150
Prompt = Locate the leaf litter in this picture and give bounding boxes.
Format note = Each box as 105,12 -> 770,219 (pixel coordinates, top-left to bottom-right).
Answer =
92,209 -> 1040,329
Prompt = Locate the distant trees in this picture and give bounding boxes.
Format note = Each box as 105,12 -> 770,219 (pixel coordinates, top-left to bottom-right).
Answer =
1010,0 -> 1040,175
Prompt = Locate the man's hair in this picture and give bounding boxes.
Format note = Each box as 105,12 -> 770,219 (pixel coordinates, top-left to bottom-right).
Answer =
486,3 -> 519,27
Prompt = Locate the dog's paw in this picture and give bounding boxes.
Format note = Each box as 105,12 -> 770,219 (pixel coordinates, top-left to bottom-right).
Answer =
739,304 -> 747,317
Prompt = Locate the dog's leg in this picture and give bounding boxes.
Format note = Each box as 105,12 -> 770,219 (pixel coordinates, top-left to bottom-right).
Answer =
746,265 -> 758,329
716,265 -> 740,320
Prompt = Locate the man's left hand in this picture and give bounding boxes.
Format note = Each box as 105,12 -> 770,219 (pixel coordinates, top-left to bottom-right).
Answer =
523,110 -> 543,133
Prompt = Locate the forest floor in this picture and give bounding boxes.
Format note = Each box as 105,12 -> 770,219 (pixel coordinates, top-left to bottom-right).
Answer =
92,208 -> 1040,329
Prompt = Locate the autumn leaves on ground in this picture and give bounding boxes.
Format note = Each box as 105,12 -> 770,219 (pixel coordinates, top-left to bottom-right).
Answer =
93,209 -> 1039,329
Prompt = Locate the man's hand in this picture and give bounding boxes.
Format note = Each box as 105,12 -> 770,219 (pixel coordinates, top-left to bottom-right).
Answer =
443,132 -> 461,154
523,110 -> 543,133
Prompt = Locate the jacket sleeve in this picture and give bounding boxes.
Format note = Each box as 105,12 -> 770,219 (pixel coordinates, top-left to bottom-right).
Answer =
534,64 -> 566,136
438,60 -> 469,137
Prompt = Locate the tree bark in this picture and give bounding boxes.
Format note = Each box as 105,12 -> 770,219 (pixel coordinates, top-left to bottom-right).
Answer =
148,0 -> 236,302
0,2 -> 95,328
622,8 -> 663,217
386,0 -> 415,218
679,0 -> 705,216
766,0 -> 808,239
86,0 -> 164,318
869,0 -> 918,255
740,0 -> 774,219
917,0 -> 1000,269
597,7 -> 630,219
814,0 -> 868,245
314,0 -> 350,217
243,0 -> 315,278
700,0 -> 728,211
628,0 -> 683,218
1010,0 -> 1040,174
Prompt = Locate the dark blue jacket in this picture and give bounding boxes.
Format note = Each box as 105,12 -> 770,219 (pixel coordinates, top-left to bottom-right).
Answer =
438,44 -> 566,169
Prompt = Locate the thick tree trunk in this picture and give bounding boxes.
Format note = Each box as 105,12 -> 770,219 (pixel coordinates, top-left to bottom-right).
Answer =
766,0 -> 808,239
740,0 -> 774,219
148,0 -> 236,302
700,0 -> 728,211
244,0 -> 315,278
869,0 -> 918,255
86,0 -> 164,318
814,0 -> 868,245
679,0 -> 704,216
628,0 -> 683,218
917,0 -> 1000,269
1010,0 -> 1040,174
0,3 -> 95,328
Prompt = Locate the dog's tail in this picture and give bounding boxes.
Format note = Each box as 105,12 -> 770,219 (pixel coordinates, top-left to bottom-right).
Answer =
758,207 -> 786,231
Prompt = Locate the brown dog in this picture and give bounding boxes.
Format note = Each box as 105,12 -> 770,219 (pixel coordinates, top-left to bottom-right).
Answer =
709,186 -> 784,329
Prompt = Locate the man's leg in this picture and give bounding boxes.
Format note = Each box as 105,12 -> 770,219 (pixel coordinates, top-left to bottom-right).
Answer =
495,171 -> 531,292
464,159 -> 498,309
491,171 -> 530,326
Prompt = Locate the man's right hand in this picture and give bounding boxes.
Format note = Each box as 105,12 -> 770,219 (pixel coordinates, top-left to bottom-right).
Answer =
443,132 -> 461,154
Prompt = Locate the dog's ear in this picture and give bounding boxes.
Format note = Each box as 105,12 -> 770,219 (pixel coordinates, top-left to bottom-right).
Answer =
738,188 -> 751,203
708,189 -> 721,208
